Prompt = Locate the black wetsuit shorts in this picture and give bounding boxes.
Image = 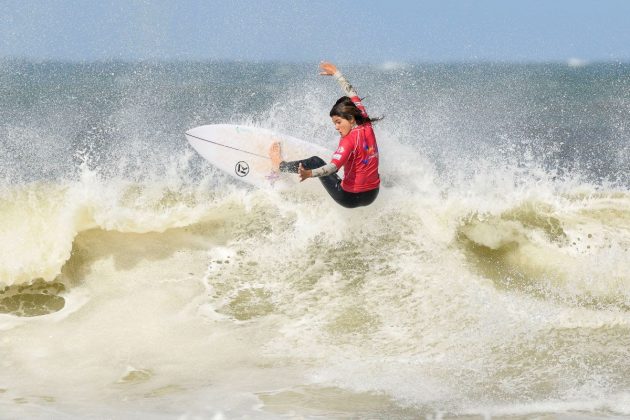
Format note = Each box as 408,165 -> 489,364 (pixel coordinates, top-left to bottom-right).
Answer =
279,156 -> 379,208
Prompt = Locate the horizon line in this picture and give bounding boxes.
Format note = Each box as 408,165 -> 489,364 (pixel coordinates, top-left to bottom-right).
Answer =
2,56 -> 629,67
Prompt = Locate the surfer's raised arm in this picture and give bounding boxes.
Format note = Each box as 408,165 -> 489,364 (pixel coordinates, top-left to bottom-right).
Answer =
319,61 -> 359,98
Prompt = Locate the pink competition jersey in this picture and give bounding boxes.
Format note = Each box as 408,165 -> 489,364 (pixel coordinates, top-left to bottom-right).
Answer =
329,96 -> 380,193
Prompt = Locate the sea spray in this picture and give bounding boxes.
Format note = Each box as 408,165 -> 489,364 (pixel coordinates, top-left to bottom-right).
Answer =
1,60 -> 629,418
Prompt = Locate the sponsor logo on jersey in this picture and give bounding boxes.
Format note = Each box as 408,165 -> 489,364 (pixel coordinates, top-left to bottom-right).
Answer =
361,143 -> 378,165
332,153 -> 342,160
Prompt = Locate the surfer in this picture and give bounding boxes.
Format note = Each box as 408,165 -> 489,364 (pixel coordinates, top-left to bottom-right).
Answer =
270,61 -> 381,208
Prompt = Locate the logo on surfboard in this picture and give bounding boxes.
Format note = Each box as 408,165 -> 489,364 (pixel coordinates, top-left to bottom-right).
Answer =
235,161 -> 250,177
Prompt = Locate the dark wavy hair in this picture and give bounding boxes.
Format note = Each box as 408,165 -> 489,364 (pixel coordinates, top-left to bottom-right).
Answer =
329,96 -> 383,125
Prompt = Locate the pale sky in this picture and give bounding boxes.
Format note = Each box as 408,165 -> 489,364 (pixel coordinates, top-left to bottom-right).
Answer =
1,0 -> 629,63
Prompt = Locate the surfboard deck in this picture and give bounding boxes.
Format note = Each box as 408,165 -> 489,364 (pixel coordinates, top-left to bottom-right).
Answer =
185,124 -> 333,190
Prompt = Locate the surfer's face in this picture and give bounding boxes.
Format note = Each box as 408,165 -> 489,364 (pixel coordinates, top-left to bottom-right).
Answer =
331,116 -> 355,137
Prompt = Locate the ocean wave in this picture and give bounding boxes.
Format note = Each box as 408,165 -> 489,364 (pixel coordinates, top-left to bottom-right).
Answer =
2,61 -> 630,416
3,158 -> 629,314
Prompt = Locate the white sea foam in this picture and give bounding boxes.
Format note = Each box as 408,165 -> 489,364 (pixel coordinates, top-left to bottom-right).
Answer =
1,61 -> 629,418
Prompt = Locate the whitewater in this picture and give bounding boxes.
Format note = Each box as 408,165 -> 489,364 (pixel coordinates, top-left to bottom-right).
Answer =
1,60 -> 629,419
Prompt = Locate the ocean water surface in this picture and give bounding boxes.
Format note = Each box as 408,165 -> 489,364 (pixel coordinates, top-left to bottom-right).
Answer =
1,60 -> 629,418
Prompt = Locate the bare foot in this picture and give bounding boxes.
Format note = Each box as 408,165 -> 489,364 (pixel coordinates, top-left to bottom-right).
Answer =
269,141 -> 282,171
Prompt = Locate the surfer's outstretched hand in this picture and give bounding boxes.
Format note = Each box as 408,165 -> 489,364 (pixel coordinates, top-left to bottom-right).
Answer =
298,163 -> 312,182
319,61 -> 337,76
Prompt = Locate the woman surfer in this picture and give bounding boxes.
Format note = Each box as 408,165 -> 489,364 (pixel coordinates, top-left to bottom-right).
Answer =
270,61 -> 381,208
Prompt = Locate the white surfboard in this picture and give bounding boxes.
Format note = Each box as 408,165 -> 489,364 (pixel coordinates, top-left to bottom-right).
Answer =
185,124 -> 333,190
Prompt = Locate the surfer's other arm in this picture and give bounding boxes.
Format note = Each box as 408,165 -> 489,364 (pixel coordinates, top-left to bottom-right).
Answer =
298,162 -> 338,181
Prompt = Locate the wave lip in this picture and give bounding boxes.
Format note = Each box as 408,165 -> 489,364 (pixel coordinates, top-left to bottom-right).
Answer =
0,169 -> 228,287
457,192 -> 630,309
